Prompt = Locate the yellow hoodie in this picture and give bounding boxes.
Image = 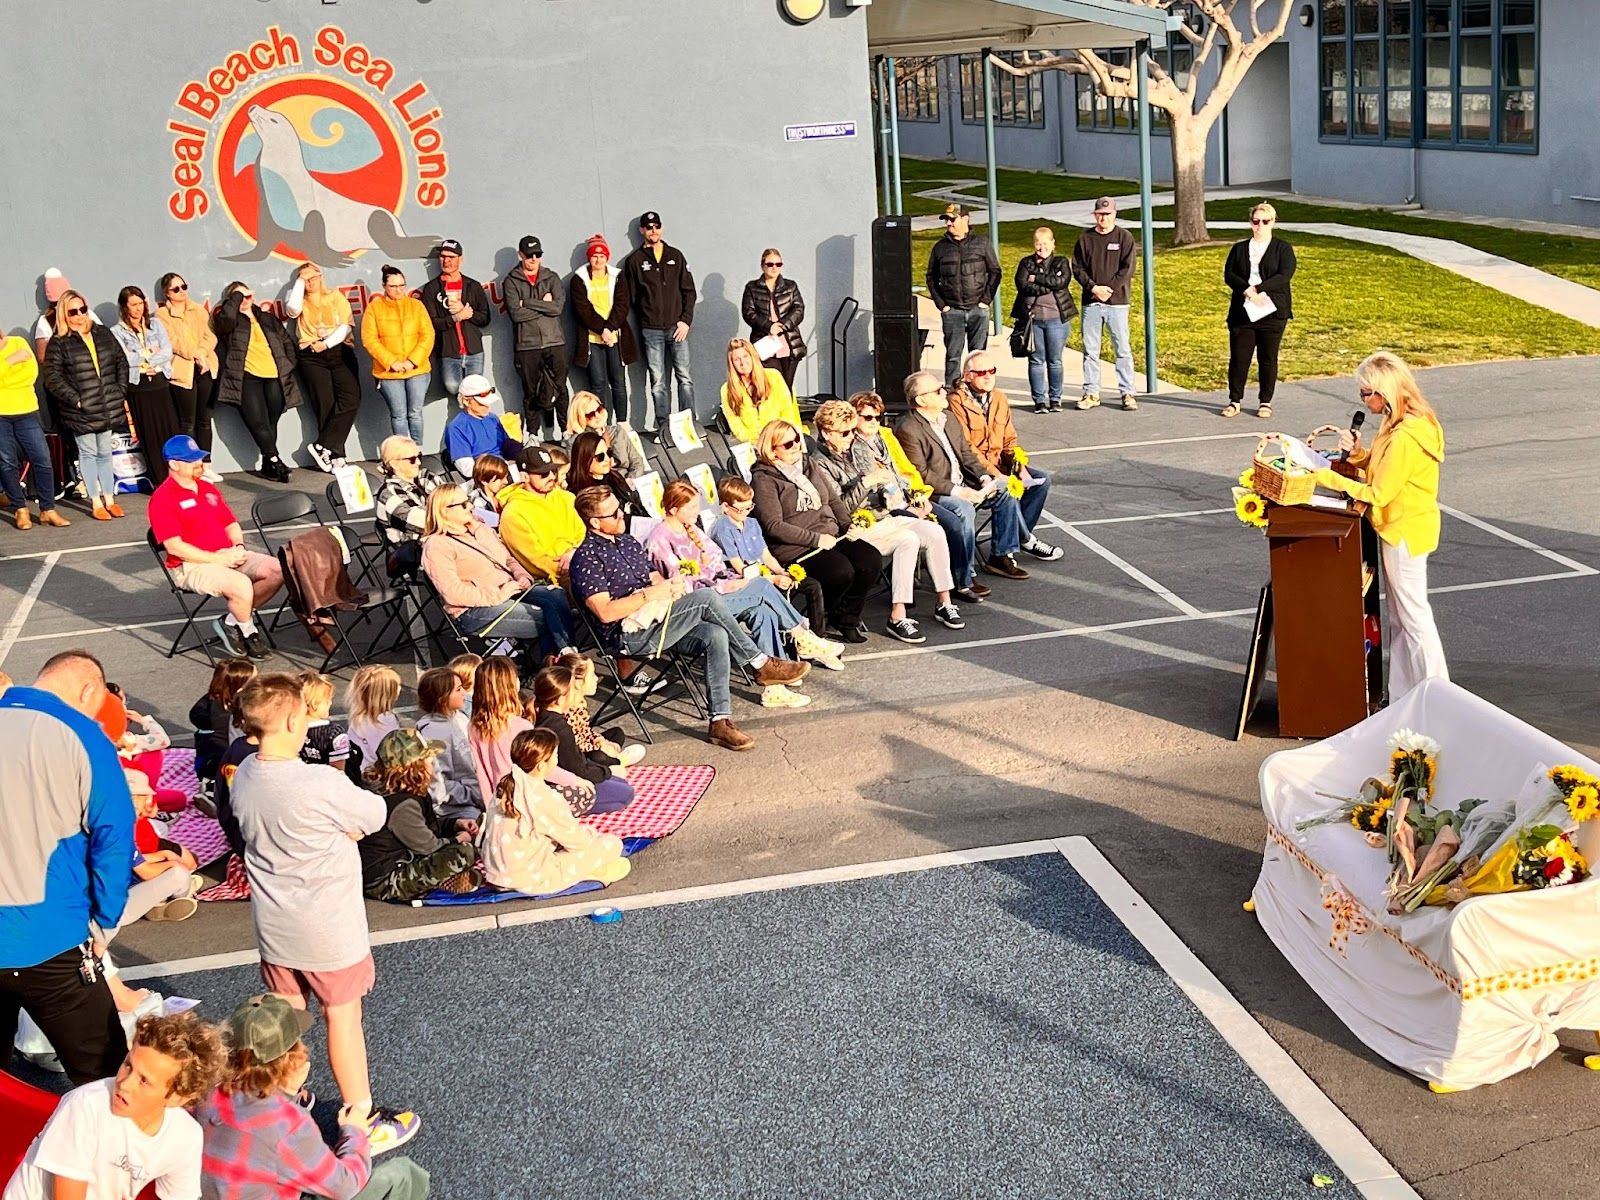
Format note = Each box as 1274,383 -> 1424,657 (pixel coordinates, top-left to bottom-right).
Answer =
498,483 -> 586,582
0,335 -> 41,416
1315,414 -> 1445,554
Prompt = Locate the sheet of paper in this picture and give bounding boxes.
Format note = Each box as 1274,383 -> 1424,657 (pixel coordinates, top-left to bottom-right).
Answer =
1305,493 -> 1351,511
1277,434 -> 1331,472
668,410 -> 702,453
632,471 -> 664,518
731,442 -> 757,481
686,462 -> 718,508
1245,293 -> 1277,323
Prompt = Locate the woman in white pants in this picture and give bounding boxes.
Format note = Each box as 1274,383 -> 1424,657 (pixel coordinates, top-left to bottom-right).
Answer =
1314,351 -> 1447,700
811,400 -> 962,645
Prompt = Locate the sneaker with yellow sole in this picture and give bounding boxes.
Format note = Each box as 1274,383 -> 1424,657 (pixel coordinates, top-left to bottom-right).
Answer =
363,1106 -> 422,1154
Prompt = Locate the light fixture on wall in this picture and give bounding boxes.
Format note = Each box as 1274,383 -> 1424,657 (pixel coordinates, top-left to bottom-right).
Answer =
780,0 -> 826,24
1299,4 -> 1315,25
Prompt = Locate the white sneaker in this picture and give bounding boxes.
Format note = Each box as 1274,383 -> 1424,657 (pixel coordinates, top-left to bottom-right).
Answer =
307,442 -> 335,473
617,743 -> 647,767
760,684 -> 812,709
201,467 -> 224,484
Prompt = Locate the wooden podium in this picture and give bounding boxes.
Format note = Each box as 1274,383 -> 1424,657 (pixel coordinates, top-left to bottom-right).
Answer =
1249,503 -> 1383,738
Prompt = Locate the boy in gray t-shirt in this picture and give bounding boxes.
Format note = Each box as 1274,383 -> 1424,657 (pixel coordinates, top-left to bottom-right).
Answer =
229,673 -> 421,1155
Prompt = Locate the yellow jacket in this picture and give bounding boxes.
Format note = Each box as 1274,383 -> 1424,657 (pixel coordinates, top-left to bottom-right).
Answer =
878,428 -> 926,492
498,483 -> 586,582
361,295 -> 434,379
720,369 -> 802,445
1315,414 -> 1444,554
0,335 -> 40,416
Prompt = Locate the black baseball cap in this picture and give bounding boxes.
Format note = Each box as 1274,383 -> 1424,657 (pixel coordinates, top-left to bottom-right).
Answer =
639,211 -> 662,228
436,238 -> 463,257
518,446 -> 558,477
518,236 -> 543,258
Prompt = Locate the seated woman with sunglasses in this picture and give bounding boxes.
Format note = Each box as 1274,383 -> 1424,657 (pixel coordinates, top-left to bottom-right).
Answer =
563,389 -> 646,479
749,419 -> 883,645
373,434 -> 446,580
421,483 -> 576,661
569,428 -> 646,518
810,400 -> 962,644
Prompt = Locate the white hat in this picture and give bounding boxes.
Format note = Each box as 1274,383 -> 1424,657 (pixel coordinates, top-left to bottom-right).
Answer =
459,374 -> 495,402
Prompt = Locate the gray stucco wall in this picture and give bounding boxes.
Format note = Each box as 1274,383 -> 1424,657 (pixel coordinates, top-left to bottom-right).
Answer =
1287,7 -> 1599,226
1,0 -> 878,473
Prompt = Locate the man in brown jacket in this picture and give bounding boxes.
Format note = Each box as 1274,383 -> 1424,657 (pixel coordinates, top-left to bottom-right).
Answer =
947,351 -> 1061,563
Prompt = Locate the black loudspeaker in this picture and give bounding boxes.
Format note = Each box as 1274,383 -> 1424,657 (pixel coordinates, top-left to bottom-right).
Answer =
872,216 -> 915,317
872,313 -> 920,408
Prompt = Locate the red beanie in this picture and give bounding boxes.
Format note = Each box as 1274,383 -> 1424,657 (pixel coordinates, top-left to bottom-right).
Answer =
585,234 -> 610,261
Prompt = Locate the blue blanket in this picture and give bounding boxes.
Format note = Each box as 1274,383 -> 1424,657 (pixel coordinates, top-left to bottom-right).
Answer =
419,838 -> 654,905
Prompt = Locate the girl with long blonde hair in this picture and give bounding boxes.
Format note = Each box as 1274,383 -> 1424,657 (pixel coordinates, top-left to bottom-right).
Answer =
719,337 -> 802,445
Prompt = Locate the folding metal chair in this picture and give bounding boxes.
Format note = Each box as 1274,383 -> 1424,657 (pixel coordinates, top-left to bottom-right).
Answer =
322,477 -> 385,588
572,602 -> 706,743
276,543 -> 415,674
146,529 -> 222,664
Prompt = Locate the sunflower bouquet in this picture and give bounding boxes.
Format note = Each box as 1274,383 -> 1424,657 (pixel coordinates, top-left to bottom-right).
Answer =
1297,776 -> 1394,834
850,508 -> 876,531
788,563 -> 807,584
1232,486 -> 1267,529
677,558 -> 701,578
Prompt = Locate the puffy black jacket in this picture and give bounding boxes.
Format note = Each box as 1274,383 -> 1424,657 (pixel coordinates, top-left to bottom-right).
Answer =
418,273 -> 492,358
1011,253 -> 1078,324
925,233 -> 1001,312
621,241 -> 696,330
43,327 -> 129,436
213,293 -> 304,409
740,276 -> 807,359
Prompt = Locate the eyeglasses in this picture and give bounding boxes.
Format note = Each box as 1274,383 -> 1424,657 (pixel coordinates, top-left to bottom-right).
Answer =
1251,218 -> 1273,226
167,283 -> 188,294
384,281 -> 408,289
642,222 -> 662,230
65,306 -> 88,317
774,436 -> 800,451
763,260 -> 783,268
857,413 -> 881,424
967,367 -> 998,377
728,500 -> 755,512
1358,387 -> 1382,399
915,387 -> 947,401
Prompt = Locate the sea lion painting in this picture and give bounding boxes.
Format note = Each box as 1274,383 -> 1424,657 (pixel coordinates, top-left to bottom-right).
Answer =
224,103 -> 439,266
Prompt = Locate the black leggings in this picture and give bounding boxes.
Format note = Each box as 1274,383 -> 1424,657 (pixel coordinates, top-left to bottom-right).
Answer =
1228,321 -> 1286,404
299,344 -> 362,456
798,539 -> 882,630
238,373 -> 286,464
171,370 -> 215,448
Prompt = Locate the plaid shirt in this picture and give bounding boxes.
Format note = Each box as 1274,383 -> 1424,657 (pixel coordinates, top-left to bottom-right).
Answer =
374,471 -> 443,546
198,1089 -> 371,1200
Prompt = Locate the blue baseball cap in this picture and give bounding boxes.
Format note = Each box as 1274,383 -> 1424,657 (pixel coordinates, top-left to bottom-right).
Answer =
163,434 -> 208,463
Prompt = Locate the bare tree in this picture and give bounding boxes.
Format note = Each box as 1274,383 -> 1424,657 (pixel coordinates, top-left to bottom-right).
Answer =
991,0 -> 1294,246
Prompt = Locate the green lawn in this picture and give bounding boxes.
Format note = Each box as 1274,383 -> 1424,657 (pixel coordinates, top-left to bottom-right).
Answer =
881,156 -> 1136,217
1146,199 -> 1600,291
913,220 -> 1600,393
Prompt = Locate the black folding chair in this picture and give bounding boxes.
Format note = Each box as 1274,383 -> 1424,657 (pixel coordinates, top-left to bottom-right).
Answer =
276,543 -> 415,674
572,602 -> 707,743
322,477 -> 385,588
146,529 -> 222,663
414,573 -> 501,662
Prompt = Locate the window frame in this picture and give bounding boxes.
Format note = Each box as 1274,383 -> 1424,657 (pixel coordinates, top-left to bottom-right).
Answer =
957,51 -> 1047,128
893,57 -> 942,124
1072,43 -> 1191,136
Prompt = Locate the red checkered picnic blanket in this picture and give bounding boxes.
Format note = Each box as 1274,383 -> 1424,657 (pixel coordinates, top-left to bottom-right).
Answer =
156,748 -> 199,799
580,764 -> 715,839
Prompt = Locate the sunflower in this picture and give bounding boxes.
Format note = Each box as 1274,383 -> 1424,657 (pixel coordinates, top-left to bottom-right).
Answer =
1233,488 -> 1268,528
1006,474 -> 1025,499
788,563 -> 807,584
756,564 -> 773,578
1238,466 -> 1256,489
1012,446 -> 1030,469
850,508 -> 876,530
677,558 -> 700,577
1566,783 -> 1600,823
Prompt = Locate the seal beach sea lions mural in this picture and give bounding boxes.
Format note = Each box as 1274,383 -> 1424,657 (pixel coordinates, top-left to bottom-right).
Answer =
166,25 -> 449,266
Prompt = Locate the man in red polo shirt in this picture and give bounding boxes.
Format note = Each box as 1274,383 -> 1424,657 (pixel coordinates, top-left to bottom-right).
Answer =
147,435 -> 280,659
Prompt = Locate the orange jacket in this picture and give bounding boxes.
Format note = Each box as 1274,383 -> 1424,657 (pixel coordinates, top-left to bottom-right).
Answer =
361,295 -> 434,379
947,383 -> 1018,476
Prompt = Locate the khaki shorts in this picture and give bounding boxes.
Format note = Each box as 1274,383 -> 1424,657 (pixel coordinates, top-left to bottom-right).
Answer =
172,549 -> 277,596
260,952 -> 376,1009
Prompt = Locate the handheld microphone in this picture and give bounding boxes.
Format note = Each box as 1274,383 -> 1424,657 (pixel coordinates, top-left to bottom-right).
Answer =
1336,409 -> 1366,461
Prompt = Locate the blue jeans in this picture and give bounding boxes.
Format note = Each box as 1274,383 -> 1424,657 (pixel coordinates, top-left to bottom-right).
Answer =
619,588 -> 762,721
74,431 -> 119,502
439,354 -> 484,397
716,578 -> 803,660
1027,317 -> 1068,409
0,412 -> 56,511
981,471 -> 1050,557
941,306 -> 990,384
1081,303 -> 1134,397
586,343 -> 628,417
931,494 -> 976,587
638,327 -> 694,433
378,374 -> 430,444
458,585 -> 575,660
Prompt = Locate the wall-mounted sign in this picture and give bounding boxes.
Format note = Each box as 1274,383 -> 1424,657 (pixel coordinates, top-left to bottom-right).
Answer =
784,121 -> 858,142
780,0 -> 826,24
165,25 -> 449,266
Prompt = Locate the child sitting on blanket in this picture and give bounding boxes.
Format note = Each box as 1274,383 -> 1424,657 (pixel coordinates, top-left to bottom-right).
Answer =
190,657 -> 256,784
99,683 -> 187,813
482,728 -> 630,895
533,663 -> 634,813
359,730 -> 481,903
346,665 -> 402,767
469,656 -> 596,819
298,670 -> 358,781
447,653 -> 482,717
553,650 -> 646,769
416,666 -> 484,829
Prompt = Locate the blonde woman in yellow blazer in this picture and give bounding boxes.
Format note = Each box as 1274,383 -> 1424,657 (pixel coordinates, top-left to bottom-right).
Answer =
1315,350 -> 1447,699
361,264 -> 435,444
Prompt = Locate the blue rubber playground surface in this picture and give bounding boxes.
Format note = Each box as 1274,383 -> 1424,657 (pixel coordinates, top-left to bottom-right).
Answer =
148,852 -> 1361,1199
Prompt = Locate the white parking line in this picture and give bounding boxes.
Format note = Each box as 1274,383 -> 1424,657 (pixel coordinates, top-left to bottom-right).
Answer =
0,552 -> 60,668
1440,504 -> 1595,576
1037,511 -> 1205,617
1064,507 -> 1232,526
0,520 -> 325,564
1030,432 -> 1264,457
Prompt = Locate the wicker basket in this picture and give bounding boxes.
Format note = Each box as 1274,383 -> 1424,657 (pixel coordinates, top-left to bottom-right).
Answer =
1251,434 -> 1318,506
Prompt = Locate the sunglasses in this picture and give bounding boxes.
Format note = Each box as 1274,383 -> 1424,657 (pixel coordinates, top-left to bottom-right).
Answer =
916,387 -> 947,401
66,306 -> 88,317
1251,219 -> 1273,226
763,260 -> 783,268
582,408 -> 604,422
467,388 -> 497,401
775,436 -> 800,451
397,454 -> 421,464
596,507 -> 622,520
642,222 -> 662,230
167,283 -> 188,294
1358,387 -> 1382,399
445,501 -> 471,511
857,413 -> 881,423
968,367 -> 998,377
593,449 -> 611,462
940,215 -> 958,223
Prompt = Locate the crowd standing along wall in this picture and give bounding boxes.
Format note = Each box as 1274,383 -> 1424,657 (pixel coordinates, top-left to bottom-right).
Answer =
0,0 -> 878,473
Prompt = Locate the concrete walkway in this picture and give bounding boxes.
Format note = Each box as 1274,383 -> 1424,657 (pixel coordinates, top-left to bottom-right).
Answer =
909,183 -> 1600,329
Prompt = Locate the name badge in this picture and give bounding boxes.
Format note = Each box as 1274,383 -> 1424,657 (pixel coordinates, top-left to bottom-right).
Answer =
178,498 -> 197,509
1107,243 -> 1121,250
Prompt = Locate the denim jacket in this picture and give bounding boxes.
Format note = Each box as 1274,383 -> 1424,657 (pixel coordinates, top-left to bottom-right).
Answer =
111,320 -> 173,385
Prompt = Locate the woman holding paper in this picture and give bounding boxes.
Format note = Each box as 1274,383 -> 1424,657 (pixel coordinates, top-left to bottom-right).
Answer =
740,250 -> 806,391
1314,351 -> 1447,700
1221,202 -> 1295,420
721,338 -> 803,446
570,428 -> 646,518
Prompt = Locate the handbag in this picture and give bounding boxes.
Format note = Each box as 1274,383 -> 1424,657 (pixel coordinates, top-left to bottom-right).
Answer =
1008,312 -> 1034,359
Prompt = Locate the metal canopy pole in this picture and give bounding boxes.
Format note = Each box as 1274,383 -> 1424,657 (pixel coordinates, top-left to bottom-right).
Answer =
876,57 -> 893,214
982,49 -> 1000,334
1136,44 -> 1158,393
886,57 -> 904,214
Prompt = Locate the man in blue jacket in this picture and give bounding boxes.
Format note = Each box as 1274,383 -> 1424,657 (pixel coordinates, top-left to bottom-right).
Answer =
0,650 -> 135,1085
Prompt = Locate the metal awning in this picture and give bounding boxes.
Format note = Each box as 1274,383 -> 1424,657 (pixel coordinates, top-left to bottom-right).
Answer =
867,0 -> 1170,57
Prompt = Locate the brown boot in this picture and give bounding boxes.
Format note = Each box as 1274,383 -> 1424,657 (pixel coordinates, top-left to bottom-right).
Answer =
752,658 -> 810,687
14,510 -> 31,531
708,718 -> 754,751
38,509 -> 70,527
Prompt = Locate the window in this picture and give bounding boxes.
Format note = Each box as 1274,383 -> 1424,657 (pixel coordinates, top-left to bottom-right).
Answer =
894,58 -> 940,123
1321,0 -> 1537,151
1073,44 -> 1190,135
957,52 -> 1045,126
